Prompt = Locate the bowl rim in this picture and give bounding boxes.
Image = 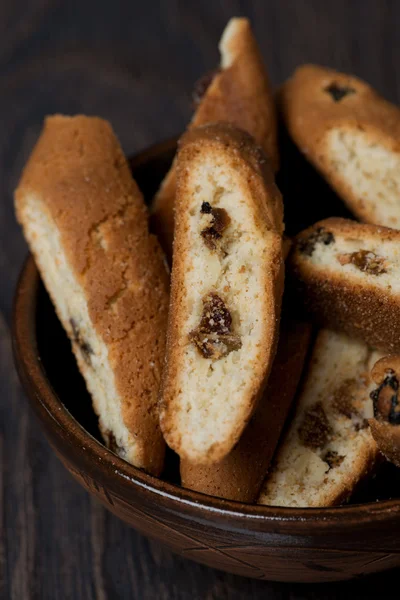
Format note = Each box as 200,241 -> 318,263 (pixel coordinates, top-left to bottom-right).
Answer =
12,138 -> 400,531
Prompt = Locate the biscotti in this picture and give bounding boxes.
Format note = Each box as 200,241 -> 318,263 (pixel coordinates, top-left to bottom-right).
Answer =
280,64 -> 400,229
159,123 -> 284,465
291,217 -> 400,353
180,318 -> 312,501
15,115 -> 169,475
258,330 -> 381,507
152,17 -> 278,256
369,355 -> 400,468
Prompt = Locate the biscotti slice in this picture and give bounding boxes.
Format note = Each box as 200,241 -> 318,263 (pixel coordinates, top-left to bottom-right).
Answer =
291,217 -> 400,353
369,355 -> 400,468
180,318 -> 312,501
258,330 -> 381,508
152,17 -> 278,256
15,115 -> 169,475
160,123 -> 284,465
280,64 -> 400,229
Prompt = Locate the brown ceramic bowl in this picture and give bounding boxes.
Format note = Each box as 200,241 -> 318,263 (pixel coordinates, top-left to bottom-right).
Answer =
12,137 -> 400,583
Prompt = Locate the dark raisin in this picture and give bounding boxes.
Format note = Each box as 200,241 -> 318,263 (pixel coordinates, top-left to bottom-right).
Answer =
199,292 -> 232,334
370,371 -> 400,425
323,450 -> 345,470
189,292 -> 241,359
189,332 -> 242,360
200,204 -> 230,251
324,82 -> 356,102
298,402 -> 332,450
338,250 -> 387,275
297,227 -> 335,257
201,202 -> 213,214
70,318 -> 94,365
192,69 -> 220,108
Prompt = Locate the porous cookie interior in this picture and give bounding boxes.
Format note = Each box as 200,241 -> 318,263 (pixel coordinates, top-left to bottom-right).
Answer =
298,223 -> 400,293
259,330 -> 381,507
21,194 -> 138,463
174,154 -> 275,460
326,127 -> 400,228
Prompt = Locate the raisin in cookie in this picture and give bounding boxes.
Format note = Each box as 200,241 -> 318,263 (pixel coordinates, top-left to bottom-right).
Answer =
15,115 -> 169,475
291,217 -> 400,353
258,330 -> 381,508
159,123 -> 284,465
152,17 -> 278,257
180,317 -> 311,501
369,355 -> 400,468
280,64 -> 400,228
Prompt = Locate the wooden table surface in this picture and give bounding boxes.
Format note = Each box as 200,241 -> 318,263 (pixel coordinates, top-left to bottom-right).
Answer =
2,1 -> 400,598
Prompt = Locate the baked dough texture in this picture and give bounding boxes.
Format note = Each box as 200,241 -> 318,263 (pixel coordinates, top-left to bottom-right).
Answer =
180,317 -> 311,501
15,115 -> 169,475
291,217 -> 400,353
152,17 -> 278,256
258,329 -> 381,507
281,64 -> 400,229
160,123 -> 284,465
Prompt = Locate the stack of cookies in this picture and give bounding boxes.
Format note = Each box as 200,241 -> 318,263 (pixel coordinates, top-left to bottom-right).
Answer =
15,17 -> 400,507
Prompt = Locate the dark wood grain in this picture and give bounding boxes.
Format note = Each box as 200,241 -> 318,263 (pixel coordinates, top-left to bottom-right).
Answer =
2,0 -> 400,597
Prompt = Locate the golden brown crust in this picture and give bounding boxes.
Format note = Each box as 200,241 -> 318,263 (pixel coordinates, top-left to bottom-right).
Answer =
15,115 -> 169,475
152,17 -> 278,256
258,329 -> 380,507
280,64 -> 400,223
180,319 -> 312,502
371,355 -> 400,381
369,355 -> 400,467
160,123 -> 284,464
179,124 -> 283,234
291,217 -> 400,353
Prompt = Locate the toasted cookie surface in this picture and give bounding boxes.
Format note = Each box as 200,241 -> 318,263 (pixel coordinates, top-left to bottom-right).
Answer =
291,217 -> 400,353
152,17 -> 278,256
258,330 -> 381,508
281,64 -> 400,228
369,355 -> 400,467
180,318 -> 312,501
15,115 -> 169,475
160,123 -> 284,465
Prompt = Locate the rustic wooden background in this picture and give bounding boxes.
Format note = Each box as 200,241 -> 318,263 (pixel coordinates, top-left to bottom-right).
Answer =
2,1 -> 400,598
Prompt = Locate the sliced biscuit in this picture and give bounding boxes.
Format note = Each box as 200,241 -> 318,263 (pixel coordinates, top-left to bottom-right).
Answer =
258,330 -> 381,508
291,217 -> 400,353
15,115 -> 169,475
180,317 -> 312,502
369,355 -> 400,468
152,17 -> 278,256
159,123 -> 284,465
281,64 -> 400,228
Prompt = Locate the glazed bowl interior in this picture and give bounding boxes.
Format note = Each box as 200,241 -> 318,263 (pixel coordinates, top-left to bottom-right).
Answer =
14,135 -> 400,521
